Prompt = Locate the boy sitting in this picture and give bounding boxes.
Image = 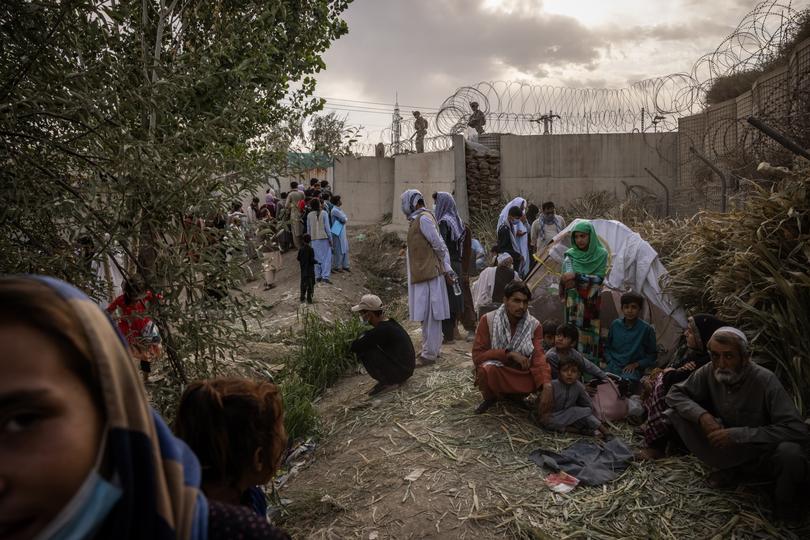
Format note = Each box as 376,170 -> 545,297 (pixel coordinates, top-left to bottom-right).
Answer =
539,356 -> 611,438
545,323 -> 609,382
604,292 -> 657,392
541,320 -> 558,352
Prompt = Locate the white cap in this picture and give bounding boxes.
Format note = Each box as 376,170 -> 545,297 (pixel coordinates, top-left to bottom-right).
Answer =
351,294 -> 383,312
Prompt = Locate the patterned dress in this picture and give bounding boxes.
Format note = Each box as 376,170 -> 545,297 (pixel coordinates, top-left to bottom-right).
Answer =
562,254 -> 604,364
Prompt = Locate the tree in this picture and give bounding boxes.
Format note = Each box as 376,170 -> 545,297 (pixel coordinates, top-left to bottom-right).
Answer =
308,111 -> 362,157
0,0 -> 352,396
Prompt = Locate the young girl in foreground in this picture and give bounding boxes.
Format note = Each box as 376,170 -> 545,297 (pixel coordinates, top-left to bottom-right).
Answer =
174,378 -> 287,519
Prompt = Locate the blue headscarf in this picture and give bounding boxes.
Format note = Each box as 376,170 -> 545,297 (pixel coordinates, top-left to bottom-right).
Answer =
26,276 -> 208,540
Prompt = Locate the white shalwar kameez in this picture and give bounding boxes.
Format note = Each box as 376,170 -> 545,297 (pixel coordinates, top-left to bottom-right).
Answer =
406,211 -> 453,362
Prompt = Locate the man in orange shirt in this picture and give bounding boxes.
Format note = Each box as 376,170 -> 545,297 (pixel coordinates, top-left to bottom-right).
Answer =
472,280 -> 552,414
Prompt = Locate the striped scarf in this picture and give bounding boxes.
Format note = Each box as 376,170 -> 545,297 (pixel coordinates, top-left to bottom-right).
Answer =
32,276 -> 207,540
489,303 -> 537,358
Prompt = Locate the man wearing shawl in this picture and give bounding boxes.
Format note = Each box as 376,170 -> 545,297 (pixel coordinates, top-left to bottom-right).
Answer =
531,201 -> 566,254
433,192 -> 465,342
472,253 -> 520,319
665,327 -> 810,523
401,189 -> 454,366
472,280 -> 552,414
559,220 -> 608,364
496,197 -> 530,277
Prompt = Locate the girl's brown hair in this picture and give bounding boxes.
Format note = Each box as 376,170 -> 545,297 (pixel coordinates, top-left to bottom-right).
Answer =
174,378 -> 287,488
0,276 -> 102,407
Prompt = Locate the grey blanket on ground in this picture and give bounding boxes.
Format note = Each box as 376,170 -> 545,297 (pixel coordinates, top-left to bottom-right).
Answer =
528,438 -> 634,486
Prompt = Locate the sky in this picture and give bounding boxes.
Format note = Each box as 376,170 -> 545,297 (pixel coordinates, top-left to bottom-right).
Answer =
312,0 -> 809,147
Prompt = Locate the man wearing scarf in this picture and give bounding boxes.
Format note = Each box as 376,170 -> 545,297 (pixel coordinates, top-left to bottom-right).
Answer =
472,280 -> 552,415
433,192 -> 465,343
666,327 -> 810,523
401,189 -> 454,366
531,201 -> 566,254
472,253 -> 519,320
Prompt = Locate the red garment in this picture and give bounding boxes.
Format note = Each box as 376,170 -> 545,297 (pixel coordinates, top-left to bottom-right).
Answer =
472,315 -> 550,399
107,291 -> 159,345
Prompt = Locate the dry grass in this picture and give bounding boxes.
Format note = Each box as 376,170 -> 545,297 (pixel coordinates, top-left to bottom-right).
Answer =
277,355 -> 806,539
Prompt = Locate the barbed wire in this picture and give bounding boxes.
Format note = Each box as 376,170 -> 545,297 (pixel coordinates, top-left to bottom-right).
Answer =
352,0 -> 803,157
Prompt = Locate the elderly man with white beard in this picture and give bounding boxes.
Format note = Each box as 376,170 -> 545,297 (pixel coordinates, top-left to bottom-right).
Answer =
665,327 -> 810,523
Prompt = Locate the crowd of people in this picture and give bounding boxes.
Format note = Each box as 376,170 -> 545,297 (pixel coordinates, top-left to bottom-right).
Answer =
3,186 -> 809,540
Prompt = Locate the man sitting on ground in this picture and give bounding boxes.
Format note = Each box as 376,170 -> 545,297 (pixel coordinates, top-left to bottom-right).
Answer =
471,280 -> 552,414
665,326 -> 810,523
471,253 -> 519,320
350,294 -> 416,396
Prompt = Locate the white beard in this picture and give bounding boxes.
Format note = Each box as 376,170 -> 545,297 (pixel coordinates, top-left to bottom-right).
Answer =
713,368 -> 745,386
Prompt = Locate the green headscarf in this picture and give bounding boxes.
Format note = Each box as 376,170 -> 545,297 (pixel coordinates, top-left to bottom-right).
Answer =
564,220 -> 608,276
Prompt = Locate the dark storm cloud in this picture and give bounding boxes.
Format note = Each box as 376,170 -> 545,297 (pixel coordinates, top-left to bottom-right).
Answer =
319,0 -> 605,105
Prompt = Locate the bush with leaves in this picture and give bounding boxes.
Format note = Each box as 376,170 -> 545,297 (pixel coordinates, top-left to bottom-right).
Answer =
0,1 -> 352,388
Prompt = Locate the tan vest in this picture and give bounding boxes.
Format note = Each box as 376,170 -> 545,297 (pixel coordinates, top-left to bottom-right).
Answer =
407,213 -> 444,283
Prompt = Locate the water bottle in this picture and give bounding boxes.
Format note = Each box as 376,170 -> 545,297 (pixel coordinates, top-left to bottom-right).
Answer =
452,278 -> 462,296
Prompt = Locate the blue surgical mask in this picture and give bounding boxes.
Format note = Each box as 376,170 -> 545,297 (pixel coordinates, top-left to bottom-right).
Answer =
35,469 -> 122,540
35,432 -> 122,540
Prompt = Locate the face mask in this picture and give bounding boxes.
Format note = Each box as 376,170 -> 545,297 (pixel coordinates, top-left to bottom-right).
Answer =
35,431 -> 122,540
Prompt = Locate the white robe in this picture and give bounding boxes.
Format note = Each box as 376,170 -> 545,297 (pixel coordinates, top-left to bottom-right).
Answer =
407,213 -> 451,322
515,220 -> 530,276
471,266 -> 519,312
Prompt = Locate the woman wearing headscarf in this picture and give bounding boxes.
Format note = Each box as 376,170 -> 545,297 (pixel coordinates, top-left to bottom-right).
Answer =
400,189 -> 454,366
0,275 -> 289,539
559,220 -> 608,364
433,192 -> 465,343
496,197 -> 529,277
330,195 -> 350,273
637,314 -> 726,459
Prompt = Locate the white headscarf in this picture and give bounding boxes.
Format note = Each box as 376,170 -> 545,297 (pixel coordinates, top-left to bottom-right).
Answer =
496,197 -> 526,231
400,189 -> 425,220
496,253 -> 513,266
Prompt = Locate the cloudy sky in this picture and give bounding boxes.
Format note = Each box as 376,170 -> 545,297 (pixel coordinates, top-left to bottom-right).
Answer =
312,0 -> 808,145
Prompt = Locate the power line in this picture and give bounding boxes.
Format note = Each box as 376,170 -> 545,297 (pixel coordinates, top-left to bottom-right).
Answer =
318,95 -> 440,111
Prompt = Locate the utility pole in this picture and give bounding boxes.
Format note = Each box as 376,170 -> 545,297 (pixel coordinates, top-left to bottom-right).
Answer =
392,93 -> 401,154
538,110 -> 561,135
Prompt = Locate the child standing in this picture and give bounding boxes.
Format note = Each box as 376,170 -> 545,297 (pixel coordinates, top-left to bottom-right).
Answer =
297,234 -> 316,304
604,291 -> 657,392
545,323 -> 609,382
540,356 -> 610,438
107,277 -> 162,384
262,238 -> 283,291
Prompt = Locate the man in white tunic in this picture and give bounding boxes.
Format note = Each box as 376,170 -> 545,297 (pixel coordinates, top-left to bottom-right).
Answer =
401,189 -> 454,366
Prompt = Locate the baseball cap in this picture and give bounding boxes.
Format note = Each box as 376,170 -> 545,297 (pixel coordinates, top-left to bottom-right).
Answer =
351,294 -> 383,312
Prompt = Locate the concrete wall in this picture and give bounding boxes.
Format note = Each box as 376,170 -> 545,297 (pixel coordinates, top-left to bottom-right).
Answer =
389,136 -> 467,232
500,133 -> 678,215
332,156 -> 395,225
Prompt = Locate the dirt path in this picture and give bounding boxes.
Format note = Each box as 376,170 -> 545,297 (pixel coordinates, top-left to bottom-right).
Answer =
248,227 -> 806,540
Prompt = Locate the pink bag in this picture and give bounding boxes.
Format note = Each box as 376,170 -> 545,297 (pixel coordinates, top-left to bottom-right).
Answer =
592,378 -> 628,422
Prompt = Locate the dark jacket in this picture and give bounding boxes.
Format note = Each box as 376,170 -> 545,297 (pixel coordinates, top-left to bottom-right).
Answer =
297,244 -> 316,278
496,224 -> 522,269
